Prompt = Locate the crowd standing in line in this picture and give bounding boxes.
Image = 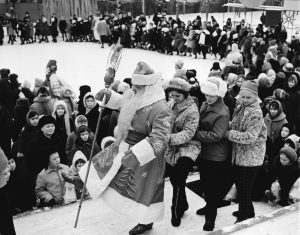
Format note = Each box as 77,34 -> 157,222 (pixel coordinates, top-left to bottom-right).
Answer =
0,9 -> 300,235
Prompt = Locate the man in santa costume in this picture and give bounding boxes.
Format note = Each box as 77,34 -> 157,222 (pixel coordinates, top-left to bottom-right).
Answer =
64,61 -> 172,235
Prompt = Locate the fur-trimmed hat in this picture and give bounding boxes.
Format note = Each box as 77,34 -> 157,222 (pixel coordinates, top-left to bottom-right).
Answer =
273,88 -> 288,100
241,80 -> 258,95
201,76 -> 227,98
283,63 -> 294,73
75,115 -> 88,128
286,134 -> 300,151
280,146 -> 297,163
169,77 -> 191,92
38,115 -> 56,129
131,61 -> 162,86
208,70 -> 222,78
101,136 -> 115,150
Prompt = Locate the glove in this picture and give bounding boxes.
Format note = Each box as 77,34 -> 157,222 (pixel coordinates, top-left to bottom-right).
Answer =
121,150 -> 139,169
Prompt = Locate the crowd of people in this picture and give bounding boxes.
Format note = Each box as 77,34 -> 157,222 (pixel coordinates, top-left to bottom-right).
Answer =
0,9 -> 300,235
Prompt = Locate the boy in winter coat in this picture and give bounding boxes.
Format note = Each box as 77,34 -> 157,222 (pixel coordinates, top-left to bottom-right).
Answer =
35,150 -> 70,207
265,147 -> 300,206
83,92 -> 100,133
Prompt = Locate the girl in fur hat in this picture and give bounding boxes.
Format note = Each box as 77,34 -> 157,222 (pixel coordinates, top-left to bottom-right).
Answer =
52,100 -> 75,148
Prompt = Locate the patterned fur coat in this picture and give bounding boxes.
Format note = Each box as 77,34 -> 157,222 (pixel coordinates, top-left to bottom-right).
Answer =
228,101 -> 267,167
165,96 -> 201,166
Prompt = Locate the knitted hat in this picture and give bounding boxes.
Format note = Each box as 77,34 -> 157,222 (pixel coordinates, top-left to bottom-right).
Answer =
169,77 -> 191,92
173,69 -> 187,79
38,115 -> 56,129
46,59 -> 57,72
37,87 -> 49,96
280,146 -> 297,163
79,85 -> 91,94
286,134 -> 300,151
175,59 -> 184,70
34,78 -> 43,87
211,62 -> 221,71
241,80 -> 258,95
0,148 -> 8,172
131,61 -> 162,86
75,115 -> 88,128
262,62 -> 272,73
273,88 -> 288,100
283,63 -> 294,73
101,136 -> 116,150
276,72 -> 286,80
227,73 -> 238,88
201,76 -> 227,98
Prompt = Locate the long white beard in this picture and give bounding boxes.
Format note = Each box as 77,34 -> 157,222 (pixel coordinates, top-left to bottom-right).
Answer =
115,89 -> 145,141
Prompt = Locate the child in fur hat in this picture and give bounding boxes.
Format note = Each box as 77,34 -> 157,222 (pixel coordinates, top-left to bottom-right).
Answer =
265,146 -> 299,206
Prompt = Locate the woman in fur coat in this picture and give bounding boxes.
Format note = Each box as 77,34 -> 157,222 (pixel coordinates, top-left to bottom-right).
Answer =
226,81 -> 267,223
164,78 -> 200,227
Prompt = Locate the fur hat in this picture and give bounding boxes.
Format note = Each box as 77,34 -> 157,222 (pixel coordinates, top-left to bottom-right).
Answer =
175,59 -> 184,70
101,136 -> 115,150
279,57 -> 289,67
75,115 -> 88,128
280,146 -> 297,163
131,61 -> 162,86
283,63 -> 294,73
37,86 -> 49,96
269,59 -> 281,73
241,80 -> 258,95
169,77 -> 191,92
38,115 -> 56,129
201,76 -> 227,98
79,85 -> 91,94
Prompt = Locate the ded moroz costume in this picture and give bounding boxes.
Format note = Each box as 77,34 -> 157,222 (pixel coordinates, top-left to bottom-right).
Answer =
65,61 -> 172,235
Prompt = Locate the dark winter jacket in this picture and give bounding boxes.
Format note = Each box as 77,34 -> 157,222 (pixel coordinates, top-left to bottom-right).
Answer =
284,86 -> 300,135
0,77 -> 20,115
12,98 -> 30,141
30,96 -> 55,116
17,124 -> 38,155
0,103 -> 13,158
85,103 -> 100,133
196,98 -> 230,162
25,131 -> 66,177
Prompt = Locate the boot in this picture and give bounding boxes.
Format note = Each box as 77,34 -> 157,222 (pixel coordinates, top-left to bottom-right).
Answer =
196,206 -> 206,216
232,211 -> 240,217
128,223 -> 153,235
203,220 -> 215,231
171,208 -> 181,227
61,172 -> 84,190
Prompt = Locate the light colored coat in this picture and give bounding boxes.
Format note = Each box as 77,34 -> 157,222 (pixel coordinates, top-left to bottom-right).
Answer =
165,96 -> 201,166
228,101 -> 267,167
35,164 -> 69,203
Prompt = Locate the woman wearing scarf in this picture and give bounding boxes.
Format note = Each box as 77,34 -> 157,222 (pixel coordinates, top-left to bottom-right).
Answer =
226,81 -> 267,223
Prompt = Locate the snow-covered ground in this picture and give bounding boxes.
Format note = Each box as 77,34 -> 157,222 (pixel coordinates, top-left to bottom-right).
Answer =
14,174 -> 289,235
0,41 -> 220,98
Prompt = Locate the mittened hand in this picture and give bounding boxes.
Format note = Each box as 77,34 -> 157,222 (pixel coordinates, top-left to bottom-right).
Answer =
95,89 -> 111,104
121,150 -> 139,169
